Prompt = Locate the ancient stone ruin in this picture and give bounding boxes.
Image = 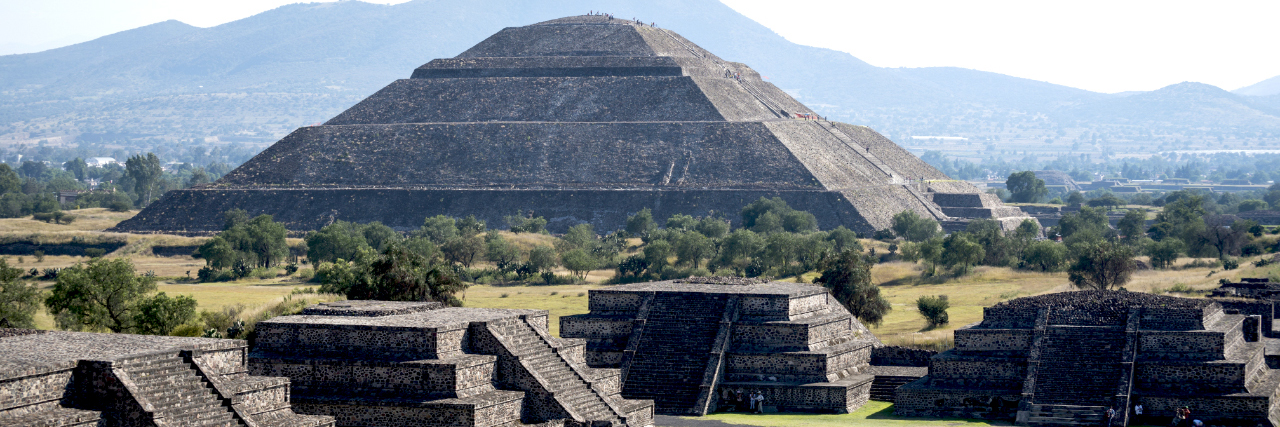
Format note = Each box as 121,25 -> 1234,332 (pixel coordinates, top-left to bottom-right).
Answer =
560,277 -> 881,415
0,328 -> 331,426
249,301 -> 654,427
896,290 -> 1280,426
113,15 -> 1033,235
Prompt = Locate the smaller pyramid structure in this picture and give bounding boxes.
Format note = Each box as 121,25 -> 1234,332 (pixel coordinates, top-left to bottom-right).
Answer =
897,291 -> 1280,426
114,15 -> 1033,235
560,277 -> 881,415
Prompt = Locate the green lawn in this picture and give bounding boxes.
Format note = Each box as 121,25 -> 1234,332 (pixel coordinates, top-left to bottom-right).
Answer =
665,401 -> 1013,426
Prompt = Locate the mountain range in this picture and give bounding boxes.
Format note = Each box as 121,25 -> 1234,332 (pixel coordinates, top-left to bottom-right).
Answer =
1,0 -> 1278,152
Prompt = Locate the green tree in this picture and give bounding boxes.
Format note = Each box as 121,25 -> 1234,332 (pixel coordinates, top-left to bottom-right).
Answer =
891,210 -> 940,242
223,208 -> 250,231
242,215 -> 289,268
557,223 -> 598,253
942,232 -> 985,275
1055,206 -> 1110,241
917,237 -> 945,276
1066,191 -> 1086,206
642,240 -> 673,271
714,229 -> 764,274
1067,241 -> 1136,290
560,249 -> 598,280
0,258 -> 40,328
133,292 -> 197,335
361,222 -> 401,251
197,237 -> 238,270
305,221 -> 371,265
485,232 -> 522,271
1148,195 -> 1206,243
751,211 -> 784,234
625,208 -> 657,239
665,214 -> 697,231
1116,209 -> 1147,242
418,215 -> 459,244
1022,240 -> 1069,272
186,168 -> 210,187
1087,194 -> 1126,211
673,231 -> 714,269
760,232 -> 802,272
695,217 -> 730,239
506,215 -> 547,234
0,164 -> 20,195
1238,199 -> 1269,212
965,219 -> 1014,267
456,215 -> 486,235
825,226 -> 861,253
780,210 -> 818,233
1145,238 -> 1184,269
347,245 -> 466,305
63,158 -> 88,181
45,258 -> 156,333
526,245 -> 559,273
1006,171 -> 1048,203
125,153 -> 162,205
814,250 -> 891,327
442,235 -> 485,269
916,295 -> 950,327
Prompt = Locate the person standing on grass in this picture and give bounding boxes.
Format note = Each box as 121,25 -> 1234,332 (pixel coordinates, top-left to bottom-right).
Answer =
753,391 -> 765,413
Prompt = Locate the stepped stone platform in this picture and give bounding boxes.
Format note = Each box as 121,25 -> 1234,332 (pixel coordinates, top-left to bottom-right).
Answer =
112,14 -> 1034,236
895,291 -> 1280,427
248,301 -> 653,427
0,328 -> 331,427
559,277 -> 880,415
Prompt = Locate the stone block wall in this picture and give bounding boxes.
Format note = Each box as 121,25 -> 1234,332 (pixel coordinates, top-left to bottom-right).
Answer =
952,328 -> 1034,354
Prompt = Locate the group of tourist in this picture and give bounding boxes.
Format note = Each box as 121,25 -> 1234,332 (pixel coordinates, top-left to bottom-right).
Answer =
586,11 -> 657,27
1116,404 -> 1216,427
719,388 -> 766,413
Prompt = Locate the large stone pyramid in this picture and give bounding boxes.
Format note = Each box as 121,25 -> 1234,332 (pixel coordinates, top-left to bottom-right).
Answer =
115,15 -> 1031,235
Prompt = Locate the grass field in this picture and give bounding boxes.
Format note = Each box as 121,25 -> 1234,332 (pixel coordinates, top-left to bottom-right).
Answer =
9,208 -> 1280,347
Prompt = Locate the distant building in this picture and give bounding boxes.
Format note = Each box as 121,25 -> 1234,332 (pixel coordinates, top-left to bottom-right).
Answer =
86,157 -> 117,167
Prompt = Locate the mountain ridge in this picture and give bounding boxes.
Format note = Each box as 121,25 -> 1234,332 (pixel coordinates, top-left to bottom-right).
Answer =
1,0 -> 1276,148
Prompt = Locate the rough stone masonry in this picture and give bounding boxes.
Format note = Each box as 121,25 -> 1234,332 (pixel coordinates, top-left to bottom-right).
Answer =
896,290 -> 1280,427
112,15 -> 1034,236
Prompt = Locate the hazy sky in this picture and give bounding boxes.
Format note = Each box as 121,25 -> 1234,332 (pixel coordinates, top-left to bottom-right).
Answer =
1,0 -> 1276,94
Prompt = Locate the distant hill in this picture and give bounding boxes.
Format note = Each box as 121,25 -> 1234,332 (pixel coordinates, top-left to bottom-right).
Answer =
1,0 -> 1278,153
1236,74 -> 1280,97
1057,82 -> 1280,129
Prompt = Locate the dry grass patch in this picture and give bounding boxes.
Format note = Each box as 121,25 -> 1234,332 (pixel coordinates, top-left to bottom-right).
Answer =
463,282 -> 598,337
0,208 -> 135,233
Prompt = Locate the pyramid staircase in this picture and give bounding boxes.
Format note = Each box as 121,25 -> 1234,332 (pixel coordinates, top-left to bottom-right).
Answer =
1025,326 -> 1129,426
486,318 -> 628,425
620,293 -> 729,415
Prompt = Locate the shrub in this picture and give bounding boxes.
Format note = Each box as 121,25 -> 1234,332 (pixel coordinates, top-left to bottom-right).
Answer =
1223,258 -> 1239,270
284,264 -> 299,275
84,248 -> 105,258
916,295 -> 950,327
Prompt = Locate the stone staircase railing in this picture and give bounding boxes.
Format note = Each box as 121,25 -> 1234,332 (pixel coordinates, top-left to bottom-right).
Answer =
692,296 -> 739,415
485,316 -> 627,426
112,350 -> 241,427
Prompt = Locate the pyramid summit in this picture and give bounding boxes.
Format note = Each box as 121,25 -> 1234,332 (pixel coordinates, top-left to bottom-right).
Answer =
114,15 -> 1032,235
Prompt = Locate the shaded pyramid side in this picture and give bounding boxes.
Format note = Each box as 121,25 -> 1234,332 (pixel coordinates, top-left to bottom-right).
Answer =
215,122 -> 828,188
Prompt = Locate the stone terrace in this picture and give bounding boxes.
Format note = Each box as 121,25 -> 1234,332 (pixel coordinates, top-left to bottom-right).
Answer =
0,329 -> 331,427
896,291 -> 1280,427
561,278 -> 879,416
250,301 -> 653,427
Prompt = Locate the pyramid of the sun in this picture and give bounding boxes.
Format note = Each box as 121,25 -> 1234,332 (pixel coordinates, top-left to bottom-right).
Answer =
114,15 -> 1032,235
